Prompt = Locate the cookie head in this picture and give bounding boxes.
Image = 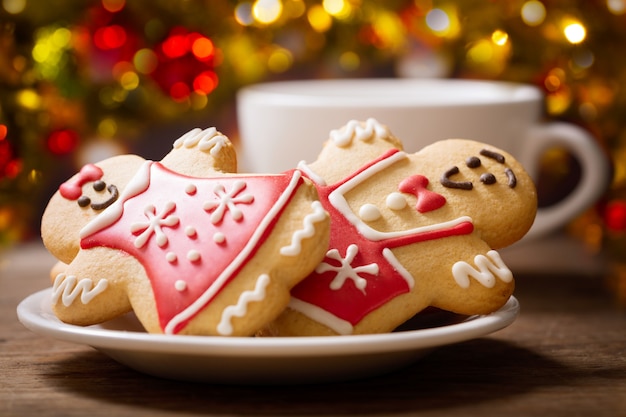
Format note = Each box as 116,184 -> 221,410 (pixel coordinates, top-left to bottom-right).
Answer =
411,139 -> 537,248
41,154 -> 146,264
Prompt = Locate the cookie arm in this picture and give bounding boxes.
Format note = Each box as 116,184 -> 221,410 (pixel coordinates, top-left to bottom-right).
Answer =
50,247 -> 134,326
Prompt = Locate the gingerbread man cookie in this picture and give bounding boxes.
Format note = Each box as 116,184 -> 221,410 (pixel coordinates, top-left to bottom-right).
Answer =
41,127 -> 330,336
264,119 -> 537,336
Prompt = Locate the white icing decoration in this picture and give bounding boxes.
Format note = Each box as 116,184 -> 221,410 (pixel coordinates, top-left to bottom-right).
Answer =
316,244 -> 378,294
329,118 -> 389,147
185,226 -> 196,237
359,203 -> 381,222
382,247 -> 415,289
130,201 -> 179,248
297,160 -> 327,186
213,232 -> 226,244
217,274 -> 270,336
52,274 -> 108,307
203,180 -> 254,224
451,250 -> 513,289
164,170 -> 304,334
166,252 -> 177,263
173,127 -> 228,156
174,280 -> 187,291
310,152 -> 475,241
280,201 -> 327,256
80,161 -> 153,239
185,183 -> 197,195
187,250 -> 201,262
386,192 -> 407,210
288,298 -> 353,335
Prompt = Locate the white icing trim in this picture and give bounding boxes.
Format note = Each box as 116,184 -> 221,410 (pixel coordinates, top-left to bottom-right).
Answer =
381,247 -> 415,289
164,170 -> 304,334
451,250 -> 513,289
173,127 -> 229,156
216,274 -> 270,336
326,151 -> 473,241
51,274 -> 108,306
80,161 -> 153,239
288,298 -> 354,335
296,161 -> 326,186
280,201 -> 327,256
329,118 -> 389,147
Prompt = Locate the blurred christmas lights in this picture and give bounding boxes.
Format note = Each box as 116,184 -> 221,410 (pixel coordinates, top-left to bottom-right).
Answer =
0,0 -> 625,249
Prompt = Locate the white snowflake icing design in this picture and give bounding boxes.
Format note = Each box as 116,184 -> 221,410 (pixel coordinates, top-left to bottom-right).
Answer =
203,180 -> 254,224
130,201 -> 179,248
315,244 -> 379,293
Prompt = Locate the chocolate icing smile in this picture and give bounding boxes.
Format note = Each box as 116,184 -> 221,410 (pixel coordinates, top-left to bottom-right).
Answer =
77,182 -> 119,210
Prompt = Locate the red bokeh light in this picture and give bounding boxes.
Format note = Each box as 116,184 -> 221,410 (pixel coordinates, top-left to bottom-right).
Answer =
47,129 -> 80,156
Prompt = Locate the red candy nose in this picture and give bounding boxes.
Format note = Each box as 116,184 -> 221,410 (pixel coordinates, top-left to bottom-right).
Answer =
399,175 -> 446,213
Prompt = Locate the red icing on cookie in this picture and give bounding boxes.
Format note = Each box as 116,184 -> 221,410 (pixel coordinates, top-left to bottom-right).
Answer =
80,162 -> 303,334
399,175 -> 446,213
59,164 -> 104,200
293,150 -> 473,331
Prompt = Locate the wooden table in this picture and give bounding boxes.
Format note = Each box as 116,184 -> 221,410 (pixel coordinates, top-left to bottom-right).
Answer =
2,238 -> 625,417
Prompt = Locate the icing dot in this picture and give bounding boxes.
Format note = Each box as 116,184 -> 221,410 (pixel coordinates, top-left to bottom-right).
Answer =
185,183 -> 197,195
386,192 -> 407,210
185,226 -> 197,237
166,252 -> 177,263
174,280 -> 187,291
187,250 -> 201,262
359,204 -> 381,222
213,232 -> 226,244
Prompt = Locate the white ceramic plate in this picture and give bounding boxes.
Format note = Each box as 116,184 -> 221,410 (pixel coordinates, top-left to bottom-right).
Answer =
17,288 -> 519,384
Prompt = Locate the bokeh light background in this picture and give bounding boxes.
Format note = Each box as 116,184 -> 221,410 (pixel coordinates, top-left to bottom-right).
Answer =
1,0 -> 625,261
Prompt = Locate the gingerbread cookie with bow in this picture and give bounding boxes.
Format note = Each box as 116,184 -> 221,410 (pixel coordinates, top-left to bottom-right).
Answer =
264,119 -> 537,336
41,127 -> 329,336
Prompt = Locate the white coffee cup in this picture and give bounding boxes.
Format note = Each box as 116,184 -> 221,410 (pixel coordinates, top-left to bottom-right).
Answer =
236,78 -> 609,240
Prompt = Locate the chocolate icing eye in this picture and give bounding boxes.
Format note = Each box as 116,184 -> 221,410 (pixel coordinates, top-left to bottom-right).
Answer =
466,156 -> 481,168
441,166 -> 473,190
93,180 -> 106,192
77,196 -> 91,207
480,173 -> 497,185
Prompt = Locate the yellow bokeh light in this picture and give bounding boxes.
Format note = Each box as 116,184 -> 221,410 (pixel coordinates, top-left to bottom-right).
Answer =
98,118 -> 118,138
467,40 -> 493,64
284,0 -> 305,18
120,71 -> 139,90
308,5 -> 332,32
252,0 -> 283,24
564,22 -> 586,44
133,48 -> 158,74
323,0 -> 351,19
16,89 -> 41,110
491,29 -> 508,46
521,1 -> 546,26
339,51 -> 360,71
267,48 -> 293,73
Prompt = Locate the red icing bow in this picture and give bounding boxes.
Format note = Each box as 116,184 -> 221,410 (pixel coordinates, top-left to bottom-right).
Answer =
59,164 -> 104,200
399,175 -> 446,213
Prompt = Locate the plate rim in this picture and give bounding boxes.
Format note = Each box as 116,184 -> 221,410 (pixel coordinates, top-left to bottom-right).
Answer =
17,288 -> 519,358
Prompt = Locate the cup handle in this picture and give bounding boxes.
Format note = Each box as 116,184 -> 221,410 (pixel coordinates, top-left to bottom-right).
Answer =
521,122 -> 609,240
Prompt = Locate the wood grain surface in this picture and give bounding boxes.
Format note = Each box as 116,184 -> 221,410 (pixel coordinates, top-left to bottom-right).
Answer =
1,241 -> 625,417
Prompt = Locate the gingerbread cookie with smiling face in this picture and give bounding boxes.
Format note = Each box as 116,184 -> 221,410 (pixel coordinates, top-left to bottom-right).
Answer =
41,127 -> 330,336
264,119 -> 537,336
